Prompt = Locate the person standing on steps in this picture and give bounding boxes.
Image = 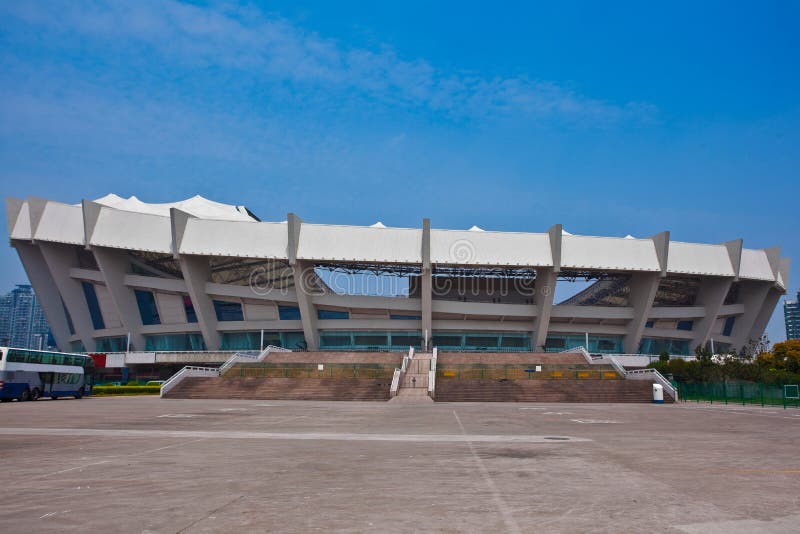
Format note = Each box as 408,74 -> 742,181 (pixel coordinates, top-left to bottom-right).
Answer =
412,376 -> 416,388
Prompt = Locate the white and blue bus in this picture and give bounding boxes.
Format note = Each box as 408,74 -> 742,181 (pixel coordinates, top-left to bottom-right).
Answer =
0,347 -> 95,402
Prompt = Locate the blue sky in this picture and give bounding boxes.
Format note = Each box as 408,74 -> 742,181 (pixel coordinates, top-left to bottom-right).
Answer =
1,1 -> 798,343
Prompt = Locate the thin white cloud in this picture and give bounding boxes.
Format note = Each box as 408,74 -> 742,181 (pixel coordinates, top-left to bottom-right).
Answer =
0,0 -> 655,124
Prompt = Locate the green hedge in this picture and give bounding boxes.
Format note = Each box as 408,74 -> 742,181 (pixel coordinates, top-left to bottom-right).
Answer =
92,385 -> 161,396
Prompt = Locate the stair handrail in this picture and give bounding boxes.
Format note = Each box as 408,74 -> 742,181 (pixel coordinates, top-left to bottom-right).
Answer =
390,368 -> 402,397
625,368 -> 678,400
160,365 -> 219,397
391,347 -> 416,397
218,345 -> 290,376
561,346 -> 594,365
428,347 -> 437,398
606,355 -> 628,378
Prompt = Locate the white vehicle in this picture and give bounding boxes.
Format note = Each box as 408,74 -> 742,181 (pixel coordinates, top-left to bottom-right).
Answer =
0,347 -> 95,402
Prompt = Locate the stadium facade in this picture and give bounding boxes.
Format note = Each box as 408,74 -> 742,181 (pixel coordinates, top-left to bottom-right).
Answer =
5,195 -> 790,358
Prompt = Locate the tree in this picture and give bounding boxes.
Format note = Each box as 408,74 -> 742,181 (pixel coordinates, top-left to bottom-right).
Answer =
695,345 -> 713,366
772,340 -> 800,374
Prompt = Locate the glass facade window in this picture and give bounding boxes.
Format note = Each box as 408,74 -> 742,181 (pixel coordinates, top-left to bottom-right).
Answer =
81,282 -> 105,330
220,331 -> 306,351
645,320 -> 654,328
390,314 -> 421,320
712,341 -> 732,354
319,333 -> 352,348
431,334 -> 463,348
464,335 -> 499,350
282,332 -> 307,351
722,316 -> 736,337
638,338 -> 690,356
500,335 -> 528,348
135,289 -> 161,325
544,334 -> 622,354
70,340 -> 86,353
183,296 -> 198,323
95,336 -> 128,352
317,309 -> 349,320
353,333 -> 389,347
213,300 -> 244,322
389,333 -> 422,348
278,305 -> 301,320
677,320 -> 694,331
221,331 -> 262,350
144,333 -> 206,351
432,332 -> 531,351
319,331 -> 422,351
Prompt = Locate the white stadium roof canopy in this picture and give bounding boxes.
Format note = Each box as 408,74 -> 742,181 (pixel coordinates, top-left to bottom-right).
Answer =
4,194 -> 789,289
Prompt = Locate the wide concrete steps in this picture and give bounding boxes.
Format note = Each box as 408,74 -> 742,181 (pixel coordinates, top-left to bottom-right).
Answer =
164,377 -> 391,401
390,387 -> 433,403
435,379 -> 671,403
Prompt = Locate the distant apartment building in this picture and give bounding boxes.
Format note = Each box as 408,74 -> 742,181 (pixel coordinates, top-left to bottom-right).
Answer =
785,290 -> 800,341
0,284 -> 52,349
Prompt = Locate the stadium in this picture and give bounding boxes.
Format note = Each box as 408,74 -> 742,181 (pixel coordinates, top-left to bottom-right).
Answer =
6,194 -> 790,362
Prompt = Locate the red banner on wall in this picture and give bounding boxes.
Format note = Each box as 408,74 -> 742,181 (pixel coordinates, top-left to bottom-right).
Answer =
89,353 -> 107,368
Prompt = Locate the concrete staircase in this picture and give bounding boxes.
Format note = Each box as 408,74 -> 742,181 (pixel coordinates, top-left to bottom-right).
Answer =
163,377 -> 392,401
435,379 -> 669,403
390,352 -> 433,403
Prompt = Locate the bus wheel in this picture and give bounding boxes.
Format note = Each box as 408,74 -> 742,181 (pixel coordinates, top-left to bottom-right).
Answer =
20,389 -> 31,402
51,395 -> 58,400
31,388 -> 41,401
74,391 -> 83,400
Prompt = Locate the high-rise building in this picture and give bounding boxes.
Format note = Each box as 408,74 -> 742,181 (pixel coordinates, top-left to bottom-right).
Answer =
785,290 -> 800,341
0,284 -> 52,349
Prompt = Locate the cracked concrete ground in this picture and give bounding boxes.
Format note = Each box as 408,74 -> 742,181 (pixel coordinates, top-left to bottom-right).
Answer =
1,397 -> 798,533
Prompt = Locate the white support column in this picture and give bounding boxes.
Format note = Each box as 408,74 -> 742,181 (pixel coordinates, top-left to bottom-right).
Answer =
690,277 -> 733,352
288,213 -> 319,351
533,267 -> 557,351
170,207 -> 220,351
729,280 -> 772,351
11,241 -> 73,351
690,238 -> 741,352
748,287 -> 783,345
622,272 -> 661,354
622,230 -> 671,354
533,224 -> 562,351
178,254 -> 221,351
421,218 -> 432,351
37,242 -> 96,352
91,246 -> 146,351
292,260 -> 320,351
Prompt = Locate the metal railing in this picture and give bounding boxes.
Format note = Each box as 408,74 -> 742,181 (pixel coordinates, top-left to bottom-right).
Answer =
606,356 -> 628,378
561,347 -> 678,399
436,365 -> 623,381
227,363 -> 395,379
678,382 -> 800,408
626,368 -> 678,400
390,346 -> 415,397
218,345 -> 289,376
390,369 -> 402,396
160,366 -> 219,397
561,346 -> 594,365
428,347 -> 438,398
